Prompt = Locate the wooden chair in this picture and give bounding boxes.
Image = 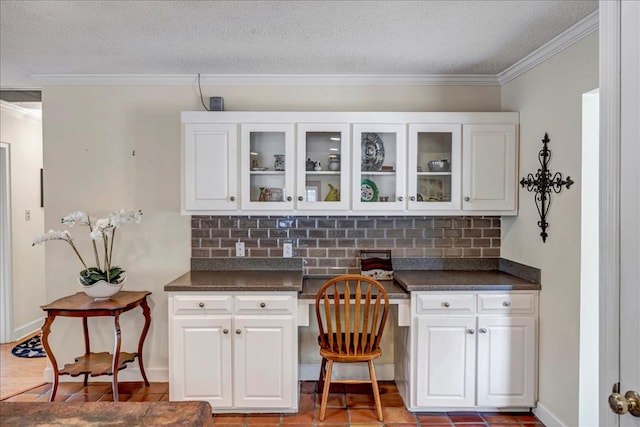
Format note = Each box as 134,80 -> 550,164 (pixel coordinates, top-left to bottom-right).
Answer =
314,274 -> 390,421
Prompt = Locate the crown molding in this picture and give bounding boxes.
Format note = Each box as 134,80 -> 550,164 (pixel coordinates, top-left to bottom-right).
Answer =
498,10 -> 599,85
0,100 -> 42,119
30,73 -> 500,86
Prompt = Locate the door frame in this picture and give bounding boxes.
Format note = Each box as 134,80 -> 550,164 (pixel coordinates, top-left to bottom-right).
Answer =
0,142 -> 13,343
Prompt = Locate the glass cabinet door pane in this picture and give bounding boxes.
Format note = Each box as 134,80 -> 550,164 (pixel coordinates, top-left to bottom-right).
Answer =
297,124 -> 349,210
408,124 -> 461,210
241,124 -> 294,210
353,124 -> 405,211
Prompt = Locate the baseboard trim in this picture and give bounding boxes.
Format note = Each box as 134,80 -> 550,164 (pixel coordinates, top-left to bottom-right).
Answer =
299,363 -> 394,381
13,317 -> 44,342
533,401 -> 568,427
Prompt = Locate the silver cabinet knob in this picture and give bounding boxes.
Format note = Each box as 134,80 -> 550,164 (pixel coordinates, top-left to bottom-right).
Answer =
468,329 -> 475,335
398,196 -> 404,201
236,329 -> 242,334
287,196 -> 292,201
298,196 -> 304,201
410,196 -> 416,201
223,329 -> 229,334
230,196 -> 236,201
464,196 -> 470,202
260,302 -> 266,308
198,302 -> 205,308
503,301 -> 511,307
479,328 -> 487,334
443,302 -> 450,308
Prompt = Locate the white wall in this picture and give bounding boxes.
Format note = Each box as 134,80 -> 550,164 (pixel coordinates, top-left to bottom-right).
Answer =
0,105 -> 46,340
40,84 -> 501,380
501,33 -> 598,427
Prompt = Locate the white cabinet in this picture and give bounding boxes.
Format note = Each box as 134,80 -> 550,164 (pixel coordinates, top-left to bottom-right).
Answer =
241,123 -> 295,211
182,123 -> 238,212
181,112 -> 519,215
168,292 -> 298,413
410,291 -> 537,409
462,124 -> 518,212
408,124 -> 462,211
352,124 -> 407,211
296,123 -> 350,210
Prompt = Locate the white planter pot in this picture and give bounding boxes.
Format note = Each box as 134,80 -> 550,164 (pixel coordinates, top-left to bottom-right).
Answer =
79,277 -> 125,301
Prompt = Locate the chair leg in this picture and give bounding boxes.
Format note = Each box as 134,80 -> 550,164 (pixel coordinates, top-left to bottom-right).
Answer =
319,359 -> 334,421
368,360 -> 383,421
316,357 -> 327,393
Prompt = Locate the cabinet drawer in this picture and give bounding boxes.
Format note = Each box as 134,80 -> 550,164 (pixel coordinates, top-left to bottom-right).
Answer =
477,293 -> 537,314
172,295 -> 233,315
235,295 -> 295,315
415,293 -> 475,314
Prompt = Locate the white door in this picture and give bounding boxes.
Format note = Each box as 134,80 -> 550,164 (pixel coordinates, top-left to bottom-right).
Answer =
233,316 -> 295,409
415,316 -> 476,407
476,316 -> 536,407
183,123 -> 238,212
600,1 -> 640,426
0,143 -> 12,343
170,316 -> 233,408
462,124 -> 517,212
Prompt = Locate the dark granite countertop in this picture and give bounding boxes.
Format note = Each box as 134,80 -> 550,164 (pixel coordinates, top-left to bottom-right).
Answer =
301,277 -> 409,300
164,270 -> 304,292
393,270 -> 541,292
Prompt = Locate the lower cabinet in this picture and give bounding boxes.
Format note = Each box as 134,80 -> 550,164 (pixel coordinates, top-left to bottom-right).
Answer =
168,292 -> 298,413
409,291 -> 538,410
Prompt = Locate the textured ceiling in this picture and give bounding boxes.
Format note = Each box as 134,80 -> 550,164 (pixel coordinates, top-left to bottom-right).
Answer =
0,0 -> 598,88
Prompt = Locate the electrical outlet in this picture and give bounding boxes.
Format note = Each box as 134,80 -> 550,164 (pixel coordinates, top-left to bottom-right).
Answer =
283,242 -> 293,258
235,241 -> 245,257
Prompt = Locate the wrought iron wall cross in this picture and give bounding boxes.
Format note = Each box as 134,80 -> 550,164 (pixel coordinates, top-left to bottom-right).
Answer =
520,133 -> 574,242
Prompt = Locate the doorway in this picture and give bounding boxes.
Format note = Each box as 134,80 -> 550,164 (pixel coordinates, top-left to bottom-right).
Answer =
0,142 -> 13,344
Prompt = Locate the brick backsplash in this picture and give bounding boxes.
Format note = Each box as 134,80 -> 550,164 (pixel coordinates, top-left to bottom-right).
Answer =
191,216 -> 501,275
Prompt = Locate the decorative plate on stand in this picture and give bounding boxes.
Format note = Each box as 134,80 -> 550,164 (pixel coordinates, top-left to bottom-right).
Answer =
360,179 -> 379,202
361,133 -> 385,171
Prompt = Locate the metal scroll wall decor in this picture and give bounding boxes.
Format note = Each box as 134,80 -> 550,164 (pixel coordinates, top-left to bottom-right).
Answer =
520,133 -> 574,243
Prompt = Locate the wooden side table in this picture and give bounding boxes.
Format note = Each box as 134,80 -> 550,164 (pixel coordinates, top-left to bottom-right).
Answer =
40,290 -> 152,401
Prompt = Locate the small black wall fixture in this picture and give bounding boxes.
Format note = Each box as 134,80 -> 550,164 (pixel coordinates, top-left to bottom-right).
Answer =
520,133 -> 574,243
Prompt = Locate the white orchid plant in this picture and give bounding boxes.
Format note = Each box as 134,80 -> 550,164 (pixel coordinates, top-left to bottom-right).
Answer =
33,209 -> 143,285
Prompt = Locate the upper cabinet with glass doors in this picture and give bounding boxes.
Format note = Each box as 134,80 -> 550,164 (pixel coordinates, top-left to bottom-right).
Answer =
408,124 -> 461,211
352,124 -> 406,212
240,123 -> 295,211
296,124 -> 350,211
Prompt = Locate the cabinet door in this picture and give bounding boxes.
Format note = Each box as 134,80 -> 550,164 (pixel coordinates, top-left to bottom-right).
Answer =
233,316 -> 296,409
408,124 -> 461,211
462,124 -> 517,212
476,316 -> 536,407
170,316 -> 232,408
352,124 -> 406,211
415,316 -> 476,407
241,123 -> 295,210
296,123 -> 350,211
183,123 -> 238,212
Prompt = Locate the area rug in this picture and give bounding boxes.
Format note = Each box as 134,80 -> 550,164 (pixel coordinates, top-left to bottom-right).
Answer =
10,335 -> 46,358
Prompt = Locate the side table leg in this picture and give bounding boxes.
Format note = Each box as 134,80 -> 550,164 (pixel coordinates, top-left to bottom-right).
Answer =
82,317 -> 90,387
137,296 -> 152,386
40,315 -> 59,402
112,314 -> 122,401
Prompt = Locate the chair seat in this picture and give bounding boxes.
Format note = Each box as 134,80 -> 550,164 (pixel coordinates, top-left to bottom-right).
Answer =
318,333 -> 382,362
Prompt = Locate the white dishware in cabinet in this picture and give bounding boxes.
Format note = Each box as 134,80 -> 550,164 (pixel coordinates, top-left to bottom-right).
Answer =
240,123 -> 295,211
182,123 -> 238,212
352,123 -> 407,211
296,123 -> 350,210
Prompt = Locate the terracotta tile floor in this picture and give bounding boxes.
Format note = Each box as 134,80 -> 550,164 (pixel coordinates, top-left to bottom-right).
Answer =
2,380 -> 545,426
